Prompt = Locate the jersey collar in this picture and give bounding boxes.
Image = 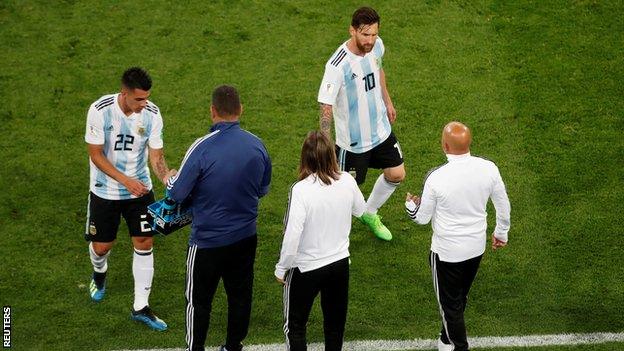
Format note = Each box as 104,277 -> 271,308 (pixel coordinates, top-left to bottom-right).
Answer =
114,93 -> 138,119
446,152 -> 471,161
210,121 -> 240,132
343,41 -> 365,61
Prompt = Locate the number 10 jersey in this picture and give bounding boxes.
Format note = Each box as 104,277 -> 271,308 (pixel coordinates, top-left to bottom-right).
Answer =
317,37 -> 391,154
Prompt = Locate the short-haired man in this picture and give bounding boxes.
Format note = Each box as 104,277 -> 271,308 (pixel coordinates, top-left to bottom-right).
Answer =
166,85 -> 272,351
405,122 -> 511,351
85,67 -> 172,331
318,6 -> 405,241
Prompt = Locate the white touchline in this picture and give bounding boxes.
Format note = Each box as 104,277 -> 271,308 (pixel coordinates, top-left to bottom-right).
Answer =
115,331 -> 624,351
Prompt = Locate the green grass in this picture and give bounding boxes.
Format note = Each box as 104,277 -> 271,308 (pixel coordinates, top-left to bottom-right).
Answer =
1,0 -> 623,350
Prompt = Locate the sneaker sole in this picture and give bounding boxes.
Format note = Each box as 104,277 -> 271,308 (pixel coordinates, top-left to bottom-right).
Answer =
374,233 -> 393,241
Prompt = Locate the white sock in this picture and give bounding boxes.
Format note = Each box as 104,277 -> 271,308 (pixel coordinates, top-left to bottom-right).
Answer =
89,242 -> 110,273
133,248 -> 154,311
366,174 -> 400,214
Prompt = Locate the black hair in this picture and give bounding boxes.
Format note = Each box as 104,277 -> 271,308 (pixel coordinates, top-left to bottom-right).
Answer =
212,85 -> 242,117
351,7 -> 380,29
121,67 -> 152,91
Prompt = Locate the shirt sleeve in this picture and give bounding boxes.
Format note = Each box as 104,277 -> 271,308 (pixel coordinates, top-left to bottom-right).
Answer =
350,174 -> 366,217
405,177 -> 436,225
374,37 -> 385,68
85,105 -> 104,145
166,140 -> 202,203
275,185 -> 306,279
317,63 -> 343,106
490,167 -> 511,242
148,111 -> 164,149
259,146 -> 272,198
378,37 -> 385,56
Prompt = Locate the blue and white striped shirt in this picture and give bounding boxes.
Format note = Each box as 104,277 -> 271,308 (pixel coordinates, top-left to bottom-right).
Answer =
85,93 -> 164,200
318,37 -> 391,153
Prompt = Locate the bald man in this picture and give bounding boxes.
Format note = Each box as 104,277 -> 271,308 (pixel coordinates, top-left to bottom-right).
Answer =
405,122 -> 511,351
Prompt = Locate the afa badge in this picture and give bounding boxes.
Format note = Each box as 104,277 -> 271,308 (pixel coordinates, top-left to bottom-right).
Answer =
136,121 -> 145,136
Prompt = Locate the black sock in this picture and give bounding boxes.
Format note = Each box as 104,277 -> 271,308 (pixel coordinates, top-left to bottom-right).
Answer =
93,271 -> 106,289
224,343 -> 242,351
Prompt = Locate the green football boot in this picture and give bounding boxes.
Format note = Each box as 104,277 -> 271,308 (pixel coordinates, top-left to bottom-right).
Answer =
359,212 -> 392,241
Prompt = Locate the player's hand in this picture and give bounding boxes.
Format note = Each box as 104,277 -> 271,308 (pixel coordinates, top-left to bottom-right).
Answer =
387,103 -> 397,124
163,169 -> 178,185
276,276 -> 285,285
491,234 -> 507,250
405,192 -> 421,205
124,177 -> 148,197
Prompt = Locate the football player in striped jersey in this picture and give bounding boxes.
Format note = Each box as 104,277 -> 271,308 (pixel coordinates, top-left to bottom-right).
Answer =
318,7 -> 406,241
84,67 -> 172,331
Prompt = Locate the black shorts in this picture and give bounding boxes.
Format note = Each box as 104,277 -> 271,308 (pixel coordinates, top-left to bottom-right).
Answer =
85,191 -> 156,242
336,132 -> 404,185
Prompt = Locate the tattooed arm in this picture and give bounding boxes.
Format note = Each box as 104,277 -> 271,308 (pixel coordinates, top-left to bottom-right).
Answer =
148,147 -> 173,185
319,103 -> 333,138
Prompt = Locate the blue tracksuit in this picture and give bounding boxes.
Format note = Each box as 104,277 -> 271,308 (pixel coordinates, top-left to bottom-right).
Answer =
167,121 -> 271,248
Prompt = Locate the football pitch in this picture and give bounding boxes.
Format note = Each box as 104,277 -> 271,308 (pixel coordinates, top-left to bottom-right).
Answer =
0,1 -> 623,350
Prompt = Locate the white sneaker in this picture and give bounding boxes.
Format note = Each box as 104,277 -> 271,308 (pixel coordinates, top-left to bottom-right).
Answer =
437,338 -> 453,351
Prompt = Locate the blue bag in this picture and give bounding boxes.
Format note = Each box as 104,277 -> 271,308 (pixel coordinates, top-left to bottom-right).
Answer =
147,197 -> 192,235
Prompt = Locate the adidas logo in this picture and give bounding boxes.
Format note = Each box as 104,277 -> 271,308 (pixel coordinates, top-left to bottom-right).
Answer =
350,73 -> 358,80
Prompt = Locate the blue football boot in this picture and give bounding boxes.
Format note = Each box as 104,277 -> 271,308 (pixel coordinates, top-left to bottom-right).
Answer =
131,306 -> 168,331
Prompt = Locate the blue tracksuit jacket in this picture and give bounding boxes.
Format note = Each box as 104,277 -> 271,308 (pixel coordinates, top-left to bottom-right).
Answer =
167,121 -> 271,248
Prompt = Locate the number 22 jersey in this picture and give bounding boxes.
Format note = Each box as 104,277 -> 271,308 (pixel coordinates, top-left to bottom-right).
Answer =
85,93 -> 164,200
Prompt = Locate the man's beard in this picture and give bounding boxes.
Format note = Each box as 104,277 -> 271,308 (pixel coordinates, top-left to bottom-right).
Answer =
357,41 -> 373,53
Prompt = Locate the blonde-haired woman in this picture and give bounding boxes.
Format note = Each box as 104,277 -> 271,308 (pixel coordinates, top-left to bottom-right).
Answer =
275,131 -> 365,351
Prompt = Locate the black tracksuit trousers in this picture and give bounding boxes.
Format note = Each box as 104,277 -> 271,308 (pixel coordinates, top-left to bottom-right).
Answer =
185,235 -> 257,351
282,257 -> 350,351
430,251 -> 482,351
